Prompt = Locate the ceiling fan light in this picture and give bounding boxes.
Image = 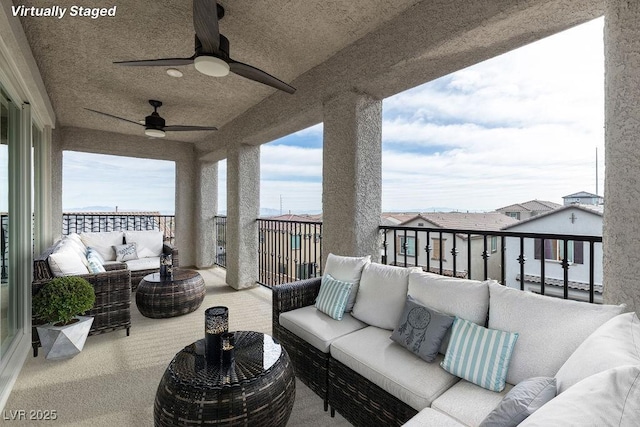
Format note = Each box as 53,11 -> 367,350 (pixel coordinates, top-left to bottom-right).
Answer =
194,56 -> 230,77
145,128 -> 166,138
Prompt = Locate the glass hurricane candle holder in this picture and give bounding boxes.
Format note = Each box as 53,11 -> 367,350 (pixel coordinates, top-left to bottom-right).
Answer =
204,306 -> 228,364
221,332 -> 235,366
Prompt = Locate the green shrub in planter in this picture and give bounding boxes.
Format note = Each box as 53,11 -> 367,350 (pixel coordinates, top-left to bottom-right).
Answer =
33,277 -> 96,326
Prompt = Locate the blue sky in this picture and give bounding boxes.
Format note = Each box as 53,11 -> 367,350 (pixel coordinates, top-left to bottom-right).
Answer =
61,17 -> 604,215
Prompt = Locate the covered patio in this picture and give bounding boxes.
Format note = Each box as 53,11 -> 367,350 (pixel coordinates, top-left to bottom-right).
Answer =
1,0 -> 640,418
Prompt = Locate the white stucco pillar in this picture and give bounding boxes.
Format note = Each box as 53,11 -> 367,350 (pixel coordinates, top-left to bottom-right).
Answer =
195,160 -> 218,268
226,144 -> 259,289
322,91 -> 382,264
603,0 -> 640,315
50,127 -> 63,240
175,155 -> 197,267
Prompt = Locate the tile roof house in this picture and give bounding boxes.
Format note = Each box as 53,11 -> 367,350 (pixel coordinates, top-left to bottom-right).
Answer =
496,200 -> 562,220
562,191 -> 604,206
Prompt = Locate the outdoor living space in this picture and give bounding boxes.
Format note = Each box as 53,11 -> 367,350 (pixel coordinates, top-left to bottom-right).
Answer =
5,267 -> 348,426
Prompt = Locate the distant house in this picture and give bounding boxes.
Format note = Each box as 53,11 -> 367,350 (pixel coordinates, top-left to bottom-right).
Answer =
496,200 -> 561,220
562,191 -> 603,206
502,204 -> 603,302
381,212 -> 518,280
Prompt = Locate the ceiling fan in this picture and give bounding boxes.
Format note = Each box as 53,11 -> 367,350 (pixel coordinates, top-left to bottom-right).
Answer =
85,100 -> 218,138
114,1 -> 296,94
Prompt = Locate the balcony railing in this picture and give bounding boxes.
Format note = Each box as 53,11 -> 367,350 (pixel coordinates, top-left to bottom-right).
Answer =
62,212 -> 176,245
1,213 -> 7,283
214,215 -> 227,268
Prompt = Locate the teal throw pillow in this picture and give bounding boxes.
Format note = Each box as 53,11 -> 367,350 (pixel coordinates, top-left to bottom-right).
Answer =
441,317 -> 519,392
315,274 -> 354,320
86,247 -> 106,274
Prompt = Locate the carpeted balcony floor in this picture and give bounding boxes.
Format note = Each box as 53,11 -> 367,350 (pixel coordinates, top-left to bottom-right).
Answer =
5,268 -> 350,426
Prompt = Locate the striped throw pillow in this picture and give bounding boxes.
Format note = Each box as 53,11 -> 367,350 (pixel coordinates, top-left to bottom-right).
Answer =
315,274 -> 354,320
441,317 -> 519,392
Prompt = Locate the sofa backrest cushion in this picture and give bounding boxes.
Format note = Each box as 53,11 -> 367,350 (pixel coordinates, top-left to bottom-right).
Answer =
55,235 -> 89,268
124,230 -> 164,258
324,253 -> 371,312
519,365 -> 640,427
408,272 -> 490,354
487,281 -> 626,385
352,263 -> 411,330
554,312 -> 640,393
80,231 -> 124,262
48,251 -> 90,276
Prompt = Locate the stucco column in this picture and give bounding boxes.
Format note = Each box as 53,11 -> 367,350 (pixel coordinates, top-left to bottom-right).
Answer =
175,155 -> 197,267
50,126 -> 63,240
603,0 -> 640,315
322,91 -> 382,264
195,160 -> 218,268
226,144 -> 259,289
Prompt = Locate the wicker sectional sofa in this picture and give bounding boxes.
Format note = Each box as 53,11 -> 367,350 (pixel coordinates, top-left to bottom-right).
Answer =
273,254 -> 639,426
31,231 -> 179,356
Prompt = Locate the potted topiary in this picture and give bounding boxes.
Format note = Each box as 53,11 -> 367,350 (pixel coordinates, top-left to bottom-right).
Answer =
34,276 -> 96,360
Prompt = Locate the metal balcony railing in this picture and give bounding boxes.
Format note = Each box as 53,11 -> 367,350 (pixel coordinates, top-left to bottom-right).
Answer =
1,213 -> 7,283
214,215 -> 227,268
62,212 -> 176,245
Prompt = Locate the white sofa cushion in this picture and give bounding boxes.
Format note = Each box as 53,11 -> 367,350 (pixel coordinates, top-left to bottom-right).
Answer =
124,230 -> 164,258
352,263 -> 412,330
80,231 -> 124,262
125,256 -> 160,271
408,271 -> 490,353
487,281 -> 626,385
48,251 -> 90,276
403,408 -> 465,427
519,365 -> 640,427
555,312 -> 640,393
323,253 -> 371,312
432,380 -> 513,427
279,306 -> 367,353
330,326 -> 460,410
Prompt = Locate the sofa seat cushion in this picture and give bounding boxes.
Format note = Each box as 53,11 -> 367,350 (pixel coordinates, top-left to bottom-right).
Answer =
279,306 -> 367,353
330,326 -> 460,410
432,380 -> 513,427
519,365 -> 640,427
487,281 -> 626,385
80,231 -> 124,262
124,230 -> 164,258
403,408 -> 465,427
125,256 -> 160,272
48,251 -> 90,276
555,312 -> 640,393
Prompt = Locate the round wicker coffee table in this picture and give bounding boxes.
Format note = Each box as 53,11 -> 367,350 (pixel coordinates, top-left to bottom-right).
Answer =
154,331 -> 295,427
136,269 -> 206,318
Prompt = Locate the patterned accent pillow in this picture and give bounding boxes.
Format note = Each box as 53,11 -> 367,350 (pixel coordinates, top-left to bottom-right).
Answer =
390,295 -> 455,363
113,243 -> 138,262
86,248 -> 106,274
441,317 -> 519,392
315,274 -> 354,320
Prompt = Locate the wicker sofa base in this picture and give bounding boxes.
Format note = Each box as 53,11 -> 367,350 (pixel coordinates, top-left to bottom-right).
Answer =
328,357 -> 418,426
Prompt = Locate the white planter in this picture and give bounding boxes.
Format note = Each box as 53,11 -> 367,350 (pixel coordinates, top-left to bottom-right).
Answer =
36,316 -> 94,360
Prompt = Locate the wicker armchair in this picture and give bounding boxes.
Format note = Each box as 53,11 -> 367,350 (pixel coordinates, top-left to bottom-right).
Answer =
272,278 -> 331,410
32,243 -> 132,357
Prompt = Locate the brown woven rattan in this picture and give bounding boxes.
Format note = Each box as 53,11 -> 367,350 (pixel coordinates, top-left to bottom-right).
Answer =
136,269 -> 205,318
32,244 -> 132,357
154,331 -> 295,426
271,278 -> 331,408
328,357 -> 418,426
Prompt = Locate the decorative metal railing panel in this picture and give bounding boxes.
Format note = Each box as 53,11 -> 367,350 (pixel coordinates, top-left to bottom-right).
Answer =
214,215 -> 227,268
1,214 -> 7,283
62,213 -> 176,245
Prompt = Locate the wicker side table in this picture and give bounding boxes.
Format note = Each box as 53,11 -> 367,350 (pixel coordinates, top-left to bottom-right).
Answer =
154,331 -> 296,427
136,269 -> 205,318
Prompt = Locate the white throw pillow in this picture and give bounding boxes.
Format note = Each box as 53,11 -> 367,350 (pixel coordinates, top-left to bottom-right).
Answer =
124,230 -> 164,258
48,251 -> 90,276
80,231 -> 124,262
55,237 -> 90,267
555,312 -> 640,393
324,253 -> 371,312
351,263 -> 411,330
519,365 -> 640,427
487,281 -> 626,385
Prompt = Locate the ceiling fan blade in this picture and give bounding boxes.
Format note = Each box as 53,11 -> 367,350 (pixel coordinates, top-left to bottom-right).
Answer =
113,57 -> 195,67
163,125 -> 218,131
193,0 -> 220,53
84,108 -> 143,126
229,60 -> 296,94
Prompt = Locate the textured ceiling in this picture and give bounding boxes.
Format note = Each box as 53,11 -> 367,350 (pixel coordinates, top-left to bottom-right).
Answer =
17,0 -> 422,144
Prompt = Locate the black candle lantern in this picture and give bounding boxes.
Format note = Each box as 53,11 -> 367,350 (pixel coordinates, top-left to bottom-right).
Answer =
160,253 -> 173,278
204,306 -> 228,364
221,332 -> 235,366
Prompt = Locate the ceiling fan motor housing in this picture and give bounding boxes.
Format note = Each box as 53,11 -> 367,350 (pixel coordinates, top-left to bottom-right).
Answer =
145,112 -> 165,130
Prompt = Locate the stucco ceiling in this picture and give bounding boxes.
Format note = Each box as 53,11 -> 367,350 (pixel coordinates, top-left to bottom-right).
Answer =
16,0 -> 602,155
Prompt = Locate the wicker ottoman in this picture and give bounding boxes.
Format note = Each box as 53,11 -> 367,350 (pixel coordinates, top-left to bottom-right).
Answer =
136,269 -> 205,318
154,331 -> 296,426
